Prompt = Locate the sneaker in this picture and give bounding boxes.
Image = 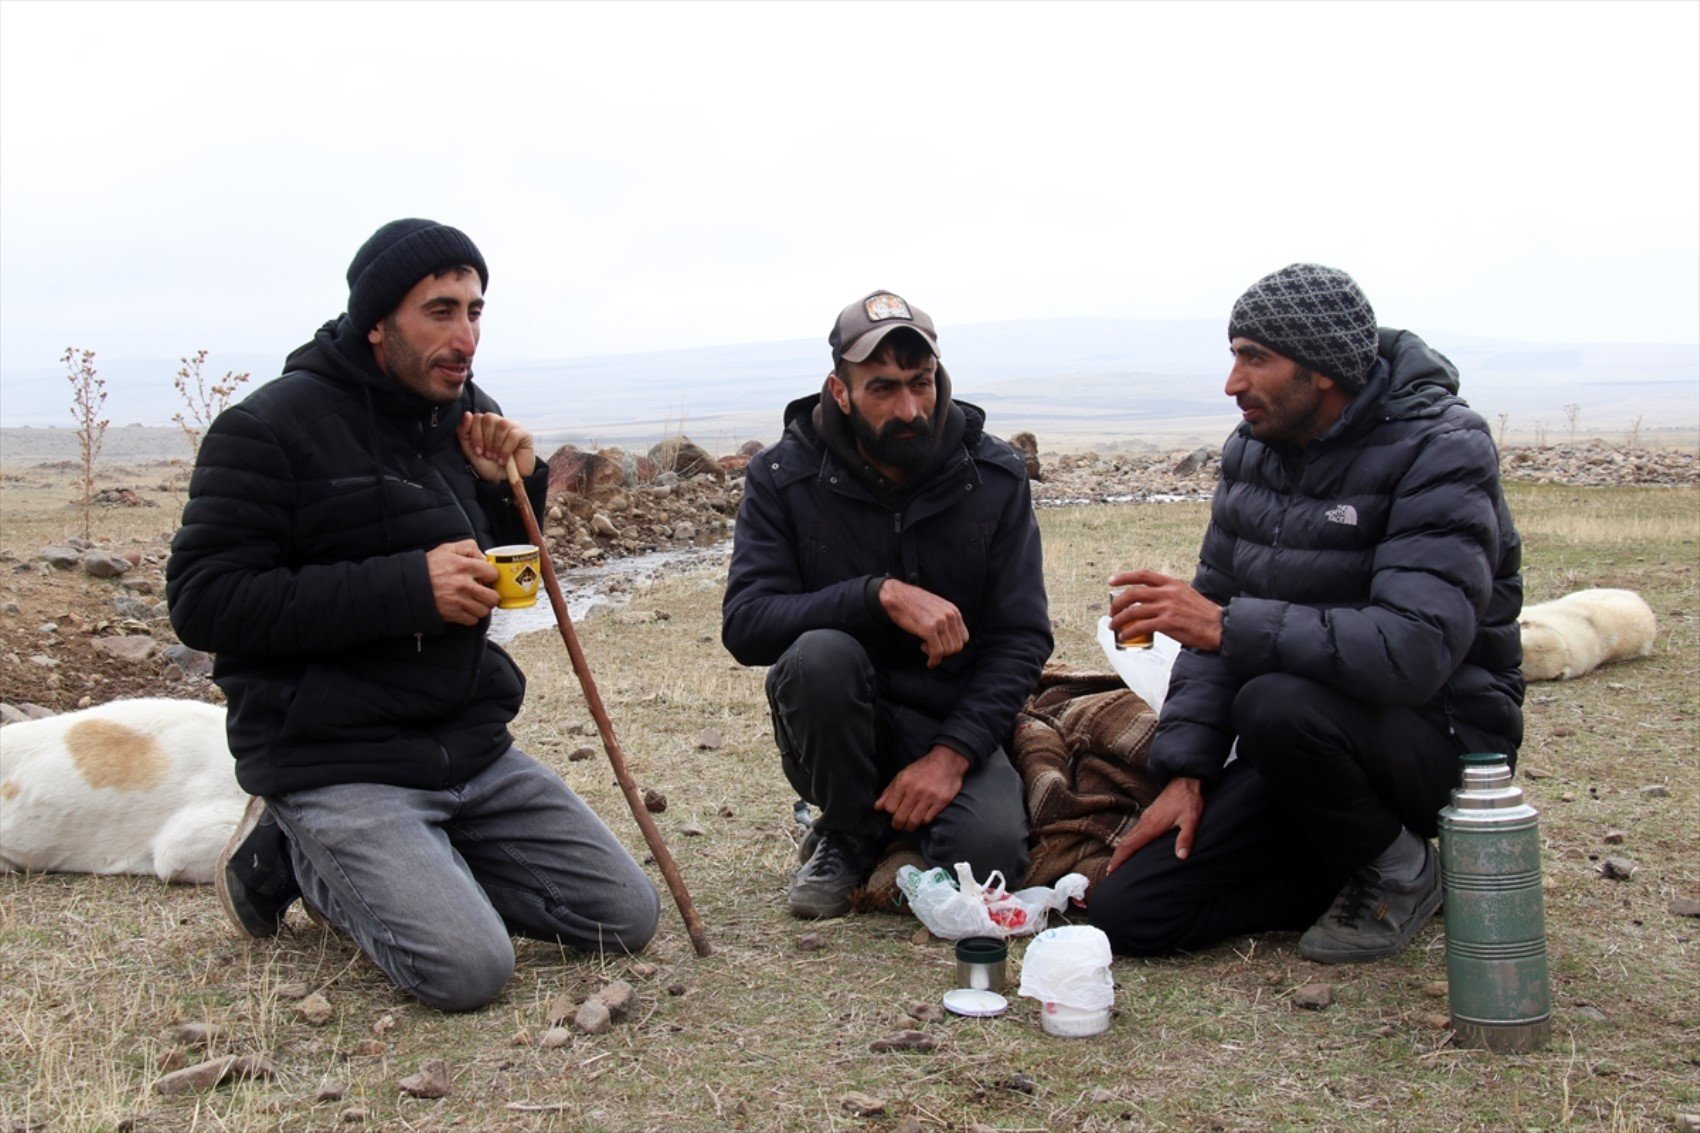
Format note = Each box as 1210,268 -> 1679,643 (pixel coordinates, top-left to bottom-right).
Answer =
215,796 -> 301,938
1298,842 -> 1443,964
788,830 -> 878,919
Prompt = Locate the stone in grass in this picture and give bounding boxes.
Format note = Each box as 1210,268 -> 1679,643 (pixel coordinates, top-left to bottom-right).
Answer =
1670,897 -> 1700,918
841,1091 -> 886,1117
315,1081 -> 348,1102
1422,1013 -> 1453,1030
1293,984 -> 1333,1010
893,1119 -> 926,1133
153,1054 -> 275,1095
539,1027 -> 573,1049
906,1002 -> 945,1024
91,635 -> 158,662
568,746 -> 597,762
796,931 -> 827,952
275,982 -> 310,1001
592,979 -> 637,1020
1422,981 -> 1448,999
869,1030 -> 940,1053
1597,858 -> 1636,881
398,1058 -> 451,1099
999,1072 -> 1037,1094
574,999 -> 613,1035
1639,784 -> 1670,799
629,961 -> 658,979
340,1108 -> 369,1124
642,787 -> 668,813
349,1039 -> 388,1057
295,992 -> 335,1025
695,726 -> 723,750
371,1014 -> 396,1036
1603,830 -> 1627,845
1674,1113 -> 1700,1133
174,1022 -> 226,1048
546,991 -> 577,1027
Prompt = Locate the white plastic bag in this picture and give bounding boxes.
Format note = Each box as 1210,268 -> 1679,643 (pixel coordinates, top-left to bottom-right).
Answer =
1018,924 -> 1116,1011
1096,616 -> 1181,712
896,862 -> 1089,940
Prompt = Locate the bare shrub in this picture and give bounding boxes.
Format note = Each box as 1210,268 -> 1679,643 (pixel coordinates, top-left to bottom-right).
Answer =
1626,415 -> 1643,450
1563,403 -> 1581,444
1496,412 -> 1510,450
173,349 -> 251,462
62,346 -> 108,540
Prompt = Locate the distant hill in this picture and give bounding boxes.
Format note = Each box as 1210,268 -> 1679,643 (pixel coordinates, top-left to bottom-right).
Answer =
2,318 -> 1693,452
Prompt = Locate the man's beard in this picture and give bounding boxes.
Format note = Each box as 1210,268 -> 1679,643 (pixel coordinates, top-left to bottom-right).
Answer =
378,321 -> 471,406
849,401 -> 932,473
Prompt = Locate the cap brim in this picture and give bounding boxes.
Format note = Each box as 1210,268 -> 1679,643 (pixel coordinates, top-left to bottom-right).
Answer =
840,323 -> 940,364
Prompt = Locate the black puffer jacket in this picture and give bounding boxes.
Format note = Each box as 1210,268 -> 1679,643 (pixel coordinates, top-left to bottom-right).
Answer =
722,380 -> 1052,768
1150,328 -> 1524,780
166,317 -> 549,797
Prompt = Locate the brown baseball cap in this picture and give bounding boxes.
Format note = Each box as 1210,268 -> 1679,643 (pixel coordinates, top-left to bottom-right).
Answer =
829,290 -> 940,364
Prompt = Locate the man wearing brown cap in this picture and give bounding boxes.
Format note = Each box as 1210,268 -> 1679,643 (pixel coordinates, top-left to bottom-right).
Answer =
723,291 -> 1053,918
1089,264 -> 1523,964
168,219 -> 658,1009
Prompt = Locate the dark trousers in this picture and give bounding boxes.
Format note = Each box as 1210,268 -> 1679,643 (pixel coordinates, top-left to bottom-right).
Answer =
1088,673 -> 1461,955
765,629 -> 1030,885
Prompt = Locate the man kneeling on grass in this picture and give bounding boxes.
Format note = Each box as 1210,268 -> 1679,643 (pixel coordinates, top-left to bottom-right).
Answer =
168,219 -> 658,1010
1089,264 -> 1523,964
722,290 -> 1052,918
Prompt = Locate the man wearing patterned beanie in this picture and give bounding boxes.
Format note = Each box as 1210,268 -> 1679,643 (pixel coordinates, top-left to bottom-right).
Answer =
168,219 -> 658,1009
1089,264 -> 1524,964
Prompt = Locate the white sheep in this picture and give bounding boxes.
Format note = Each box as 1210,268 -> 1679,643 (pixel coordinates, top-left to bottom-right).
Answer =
1520,588 -> 1657,682
0,697 -> 246,883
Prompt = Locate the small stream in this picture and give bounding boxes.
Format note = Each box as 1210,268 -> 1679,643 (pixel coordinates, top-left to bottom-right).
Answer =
487,541 -> 733,644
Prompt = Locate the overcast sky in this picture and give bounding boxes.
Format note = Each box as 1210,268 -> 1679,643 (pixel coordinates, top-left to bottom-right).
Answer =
2,0 -> 1697,387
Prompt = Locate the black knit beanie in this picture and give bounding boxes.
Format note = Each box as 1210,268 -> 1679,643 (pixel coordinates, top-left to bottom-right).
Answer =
345,219 -> 489,335
1227,263 -> 1378,391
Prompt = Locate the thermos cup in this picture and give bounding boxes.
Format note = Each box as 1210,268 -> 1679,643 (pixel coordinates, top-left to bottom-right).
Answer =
1438,752 -> 1552,1053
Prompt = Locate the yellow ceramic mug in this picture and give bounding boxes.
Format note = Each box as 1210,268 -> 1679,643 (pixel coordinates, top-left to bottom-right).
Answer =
485,544 -> 541,609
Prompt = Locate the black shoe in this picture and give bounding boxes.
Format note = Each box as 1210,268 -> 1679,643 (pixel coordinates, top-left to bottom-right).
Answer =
1298,842 -> 1443,964
788,830 -> 878,919
215,797 -> 301,938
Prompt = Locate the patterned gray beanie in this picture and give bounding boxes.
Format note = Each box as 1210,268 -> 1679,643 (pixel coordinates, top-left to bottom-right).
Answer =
1228,264 -> 1377,391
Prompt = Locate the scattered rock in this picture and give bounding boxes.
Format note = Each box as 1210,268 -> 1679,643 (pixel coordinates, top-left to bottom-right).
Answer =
1639,784 -> 1670,799
339,1107 -> 369,1124
546,991 -> 577,1026
174,1022 -> 225,1048
348,1039 -> 387,1057
539,1027 -> 573,1049
1293,984 -> 1333,1010
573,999 -> 613,1035
592,980 -> 638,1020
162,644 -> 213,678
695,726 -> 723,750
275,982 -> 310,1001
591,514 -> 619,538
1597,858 -> 1636,881
152,1054 -> 273,1095
666,982 -> 688,997
893,1119 -> 926,1133
642,787 -> 668,813
295,993 -> 334,1025
1521,767 -> 1551,780
1603,830 -> 1626,845
906,1002 -> 945,1024
1422,1013 -> 1453,1030
997,1072 -> 1037,1094
680,823 -> 705,836
1674,1113 -> 1700,1133
568,746 -> 596,762
869,1030 -> 940,1053
90,634 -> 158,662
371,1013 -> 395,1036
1575,1003 -> 1608,1022
398,1058 -> 451,1099
155,1048 -> 190,1073
39,546 -> 81,570
1669,897 -> 1700,917
315,1081 -> 348,1102
629,961 -> 658,979
840,1091 -> 886,1117
1173,447 -> 1212,477
1422,981 -> 1448,999
1550,725 -> 1575,738
911,927 -> 932,946
83,550 -> 134,578
796,932 -> 827,952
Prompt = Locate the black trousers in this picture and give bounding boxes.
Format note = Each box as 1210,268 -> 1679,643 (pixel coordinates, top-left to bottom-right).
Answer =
1087,673 -> 1462,955
764,629 -> 1030,885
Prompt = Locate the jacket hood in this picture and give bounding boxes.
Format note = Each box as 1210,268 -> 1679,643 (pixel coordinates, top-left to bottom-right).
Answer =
1376,327 -> 1465,421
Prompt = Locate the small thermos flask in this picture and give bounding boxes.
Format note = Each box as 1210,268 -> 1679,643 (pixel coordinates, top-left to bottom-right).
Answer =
1438,752 -> 1552,1052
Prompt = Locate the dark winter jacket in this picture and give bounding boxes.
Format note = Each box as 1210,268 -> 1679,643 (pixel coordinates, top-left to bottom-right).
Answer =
721,378 -> 1053,769
166,317 -> 550,797
1149,328 -> 1524,781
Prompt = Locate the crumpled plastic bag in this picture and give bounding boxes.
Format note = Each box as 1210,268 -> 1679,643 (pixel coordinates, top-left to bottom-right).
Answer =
1018,924 -> 1116,1010
1096,617 -> 1181,713
895,861 -> 1088,940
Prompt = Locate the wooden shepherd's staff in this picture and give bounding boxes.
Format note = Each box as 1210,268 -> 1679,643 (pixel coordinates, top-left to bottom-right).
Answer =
505,457 -> 712,957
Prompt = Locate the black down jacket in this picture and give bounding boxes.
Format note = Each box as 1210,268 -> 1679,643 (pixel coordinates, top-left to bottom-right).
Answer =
166,318 -> 549,798
722,387 -> 1052,769
1149,328 -> 1524,781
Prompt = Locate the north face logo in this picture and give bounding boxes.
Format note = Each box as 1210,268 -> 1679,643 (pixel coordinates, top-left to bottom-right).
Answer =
1325,504 -> 1359,526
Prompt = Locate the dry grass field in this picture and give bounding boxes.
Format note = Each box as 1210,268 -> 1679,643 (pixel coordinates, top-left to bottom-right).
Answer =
1,476 -> 1696,1132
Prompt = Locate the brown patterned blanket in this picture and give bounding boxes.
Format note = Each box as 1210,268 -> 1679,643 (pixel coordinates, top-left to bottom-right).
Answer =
1014,664 -> 1164,891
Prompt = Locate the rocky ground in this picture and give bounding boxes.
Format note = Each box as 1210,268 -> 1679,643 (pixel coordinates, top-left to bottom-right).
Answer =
1,436 -> 1694,721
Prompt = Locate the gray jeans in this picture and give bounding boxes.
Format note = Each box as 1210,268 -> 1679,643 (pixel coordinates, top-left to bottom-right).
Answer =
269,745 -> 659,1012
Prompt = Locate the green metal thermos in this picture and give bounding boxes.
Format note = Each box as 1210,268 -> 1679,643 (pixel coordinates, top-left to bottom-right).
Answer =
1437,752 -> 1552,1052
